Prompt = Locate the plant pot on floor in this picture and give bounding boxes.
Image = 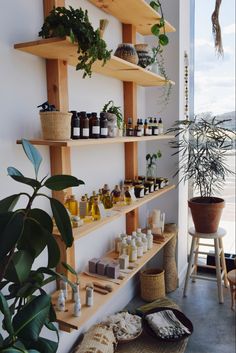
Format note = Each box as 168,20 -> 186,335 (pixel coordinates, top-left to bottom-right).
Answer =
40,111 -> 72,140
188,197 -> 225,234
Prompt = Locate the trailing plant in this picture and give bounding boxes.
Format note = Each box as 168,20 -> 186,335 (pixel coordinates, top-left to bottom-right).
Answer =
102,100 -> 123,130
0,140 -> 84,352
39,6 -> 112,78
166,114 -> 235,197
150,1 -> 169,51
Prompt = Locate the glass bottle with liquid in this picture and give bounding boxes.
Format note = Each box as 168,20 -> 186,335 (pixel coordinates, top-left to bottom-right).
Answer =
147,229 -> 153,250
135,119 -> 143,137
71,110 -> 80,139
130,238 -> 138,262
124,186 -> 132,205
69,195 -> 78,216
158,118 -> 164,134
153,118 -> 159,135
80,111 -> 89,139
100,112 -> 108,138
112,185 -> 121,204
91,197 -> 101,221
126,117 -> 134,137
120,238 -> 128,256
115,234 -> 122,253
79,195 -> 88,219
91,112 -> 100,138
88,191 -> 97,214
103,191 -> 113,209
144,119 -> 151,136
136,238 -> 143,258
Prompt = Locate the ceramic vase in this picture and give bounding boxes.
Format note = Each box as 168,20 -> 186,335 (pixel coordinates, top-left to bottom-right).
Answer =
114,43 -> 139,65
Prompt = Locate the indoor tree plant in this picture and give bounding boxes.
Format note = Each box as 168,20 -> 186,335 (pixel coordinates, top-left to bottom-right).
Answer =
167,114 -> 235,233
39,6 -> 112,78
0,140 -> 84,352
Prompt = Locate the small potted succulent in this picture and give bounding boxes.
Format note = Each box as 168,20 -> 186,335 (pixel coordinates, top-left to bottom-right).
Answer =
102,100 -> 124,137
167,114 -> 235,233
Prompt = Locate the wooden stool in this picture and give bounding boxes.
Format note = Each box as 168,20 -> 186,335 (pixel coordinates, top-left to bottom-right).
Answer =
183,227 -> 228,303
227,269 -> 236,310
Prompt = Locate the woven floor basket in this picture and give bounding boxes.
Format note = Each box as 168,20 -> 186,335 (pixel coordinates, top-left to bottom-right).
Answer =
40,111 -> 72,140
140,268 -> 165,302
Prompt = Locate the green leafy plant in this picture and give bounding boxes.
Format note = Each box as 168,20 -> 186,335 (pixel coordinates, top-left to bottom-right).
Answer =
0,140 -> 84,352
102,100 -> 123,130
146,150 -> 162,168
150,1 -> 169,50
39,6 -> 112,78
166,115 -> 235,197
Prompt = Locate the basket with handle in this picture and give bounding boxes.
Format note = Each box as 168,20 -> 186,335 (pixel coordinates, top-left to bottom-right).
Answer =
140,268 -> 165,302
40,111 -> 72,140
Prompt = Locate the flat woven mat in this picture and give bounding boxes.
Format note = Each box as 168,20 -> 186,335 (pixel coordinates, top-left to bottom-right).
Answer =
116,297 -> 188,353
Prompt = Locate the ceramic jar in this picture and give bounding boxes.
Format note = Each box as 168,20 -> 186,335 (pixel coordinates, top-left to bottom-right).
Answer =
114,43 -> 139,65
134,43 -> 152,69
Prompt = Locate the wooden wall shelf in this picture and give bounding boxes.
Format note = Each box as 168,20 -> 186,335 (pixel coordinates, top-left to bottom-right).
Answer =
88,0 -> 176,35
17,135 -> 175,147
14,38 -> 174,86
54,185 -> 175,241
51,229 -> 176,331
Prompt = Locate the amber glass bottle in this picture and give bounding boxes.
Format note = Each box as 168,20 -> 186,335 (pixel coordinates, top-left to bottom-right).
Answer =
91,197 -> 101,221
70,111 -> 80,139
80,111 -> 89,139
112,185 -> 121,204
69,195 -> 78,216
91,112 -> 100,138
100,112 -> 108,138
126,117 -> 134,136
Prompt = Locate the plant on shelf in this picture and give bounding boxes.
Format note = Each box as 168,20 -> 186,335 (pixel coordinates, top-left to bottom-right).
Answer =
167,114 -> 235,233
102,100 -> 124,132
146,150 -> 162,178
149,0 -> 173,111
0,140 -> 84,353
39,6 -> 112,78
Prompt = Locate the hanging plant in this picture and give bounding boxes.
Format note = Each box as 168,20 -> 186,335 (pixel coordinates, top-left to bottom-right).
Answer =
39,6 -> 112,78
211,0 -> 224,57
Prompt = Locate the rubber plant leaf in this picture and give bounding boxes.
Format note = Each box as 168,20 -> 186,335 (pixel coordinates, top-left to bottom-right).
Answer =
49,198 -> 73,248
5,250 -> 34,284
0,212 -> 24,259
22,139 -> 42,178
12,293 -> 51,341
0,292 -> 14,337
7,174 -> 41,189
7,167 -> 23,177
0,194 -> 20,212
32,337 -> 58,353
45,175 -> 84,191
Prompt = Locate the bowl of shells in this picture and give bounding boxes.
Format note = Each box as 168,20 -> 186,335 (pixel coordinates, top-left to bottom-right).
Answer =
102,311 -> 143,343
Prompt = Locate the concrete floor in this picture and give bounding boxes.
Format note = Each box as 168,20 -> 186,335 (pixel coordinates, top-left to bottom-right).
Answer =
126,279 -> 236,353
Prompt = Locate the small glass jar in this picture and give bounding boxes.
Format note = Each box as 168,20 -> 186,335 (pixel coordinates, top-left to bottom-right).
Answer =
156,177 -> 165,189
138,175 -> 146,183
144,181 -> 154,193
134,185 -> 145,198
133,179 -> 143,186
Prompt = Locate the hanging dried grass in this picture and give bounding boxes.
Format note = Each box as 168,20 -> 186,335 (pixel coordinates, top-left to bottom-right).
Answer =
211,0 -> 224,57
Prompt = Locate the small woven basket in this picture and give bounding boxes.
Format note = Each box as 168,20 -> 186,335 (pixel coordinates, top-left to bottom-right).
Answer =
140,268 -> 165,302
40,111 -> 72,140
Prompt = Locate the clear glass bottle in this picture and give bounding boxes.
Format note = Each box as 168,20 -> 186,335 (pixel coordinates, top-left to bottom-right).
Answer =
130,238 -> 138,262
91,197 -> 101,221
120,238 -> 128,256
115,233 -> 122,253
71,110 -> 80,139
147,229 -> 153,250
91,112 -> 100,138
88,191 -> 97,214
153,118 -> 159,135
80,111 -> 89,139
158,118 -> 164,134
142,233 -> 148,253
69,195 -> 78,216
100,112 -> 108,138
103,191 -> 113,209
136,238 -> 143,258
124,186 -> 132,205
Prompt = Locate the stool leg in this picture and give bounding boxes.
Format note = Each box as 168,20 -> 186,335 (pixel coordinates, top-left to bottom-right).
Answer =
192,237 -> 199,282
229,284 -> 235,310
183,237 -> 197,297
219,237 -> 229,287
214,238 -> 224,304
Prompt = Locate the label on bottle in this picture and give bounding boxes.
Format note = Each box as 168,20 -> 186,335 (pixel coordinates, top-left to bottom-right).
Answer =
92,126 -> 100,134
98,203 -> 106,218
130,249 -> 137,262
137,130 -> 142,137
140,189 -> 144,198
153,127 -> 159,135
73,127 -> 80,137
82,128 -> 89,137
150,184 -> 154,193
101,127 -> 108,136
129,188 -> 137,201
159,127 -> 164,134
137,245 -> 143,258
79,202 -> 87,218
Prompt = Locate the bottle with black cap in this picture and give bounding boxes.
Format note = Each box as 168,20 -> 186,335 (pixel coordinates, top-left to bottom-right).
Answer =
80,111 -> 89,139
70,111 -> 80,139
91,112 -> 100,139
100,112 -> 108,138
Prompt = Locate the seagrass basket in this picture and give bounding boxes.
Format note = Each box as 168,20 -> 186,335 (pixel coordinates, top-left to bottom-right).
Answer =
40,111 -> 72,140
140,268 -> 165,302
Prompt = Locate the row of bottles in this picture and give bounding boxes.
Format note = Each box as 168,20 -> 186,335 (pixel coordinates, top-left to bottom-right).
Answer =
116,228 -> 154,267
71,111 -> 109,139
126,117 -> 164,137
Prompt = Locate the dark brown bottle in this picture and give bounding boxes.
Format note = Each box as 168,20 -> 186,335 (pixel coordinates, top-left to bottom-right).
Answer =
80,111 -> 89,139
126,117 -> 134,137
70,110 -> 80,139
100,112 -> 108,138
91,112 -> 100,138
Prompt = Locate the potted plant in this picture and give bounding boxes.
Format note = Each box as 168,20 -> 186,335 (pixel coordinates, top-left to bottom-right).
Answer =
39,6 -> 112,78
167,114 -> 235,233
102,100 -> 124,137
0,140 -> 84,352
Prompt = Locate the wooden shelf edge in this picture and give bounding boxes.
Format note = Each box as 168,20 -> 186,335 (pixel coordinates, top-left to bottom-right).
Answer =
17,135 -> 175,147
53,185 -> 175,241
51,229 -> 177,331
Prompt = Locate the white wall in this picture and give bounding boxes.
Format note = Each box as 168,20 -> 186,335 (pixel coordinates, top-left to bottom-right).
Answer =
0,0 -> 190,352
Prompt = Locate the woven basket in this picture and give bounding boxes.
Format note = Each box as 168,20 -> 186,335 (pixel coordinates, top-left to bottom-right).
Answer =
40,111 -> 72,140
140,269 -> 165,302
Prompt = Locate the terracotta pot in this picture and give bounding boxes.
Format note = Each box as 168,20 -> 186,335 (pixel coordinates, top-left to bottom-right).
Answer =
188,197 -> 225,234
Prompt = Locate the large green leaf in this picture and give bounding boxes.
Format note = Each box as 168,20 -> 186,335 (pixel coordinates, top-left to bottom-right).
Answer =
5,250 -> 33,284
50,198 -> 73,247
17,219 -> 46,258
0,292 -> 14,337
46,232 -> 60,268
45,175 -> 84,191
1,349 -> 25,353
8,175 -> 41,189
0,195 -> 20,212
22,140 -> 42,178
28,209 -> 53,233
12,294 -> 51,341
0,212 -> 24,258
7,167 -> 23,177
32,337 -> 58,353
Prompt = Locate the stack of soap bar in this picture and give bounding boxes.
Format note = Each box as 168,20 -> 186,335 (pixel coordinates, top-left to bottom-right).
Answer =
97,259 -> 110,276
107,261 -> 120,279
88,258 -> 100,274
119,254 -> 129,270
